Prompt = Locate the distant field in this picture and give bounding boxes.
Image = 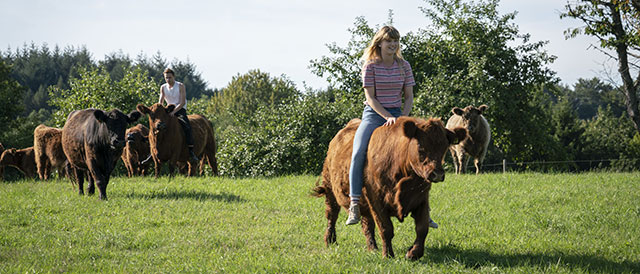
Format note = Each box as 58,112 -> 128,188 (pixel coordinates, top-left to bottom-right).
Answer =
1,173 -> 638,273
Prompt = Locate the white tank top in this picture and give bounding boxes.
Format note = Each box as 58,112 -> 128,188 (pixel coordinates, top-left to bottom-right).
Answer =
161,81 -> 187,110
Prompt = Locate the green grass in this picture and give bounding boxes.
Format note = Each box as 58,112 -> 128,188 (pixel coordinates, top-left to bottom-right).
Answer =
1,173 -> 639,273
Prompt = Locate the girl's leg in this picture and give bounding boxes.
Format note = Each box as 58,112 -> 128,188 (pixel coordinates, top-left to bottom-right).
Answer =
346,106 -> 387,225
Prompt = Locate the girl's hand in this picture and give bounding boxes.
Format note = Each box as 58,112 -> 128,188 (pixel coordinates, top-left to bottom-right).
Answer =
383,117 -> 396,126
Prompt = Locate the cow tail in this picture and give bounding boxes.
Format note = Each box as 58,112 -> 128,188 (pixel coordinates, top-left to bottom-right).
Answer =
311,177 -> 326,197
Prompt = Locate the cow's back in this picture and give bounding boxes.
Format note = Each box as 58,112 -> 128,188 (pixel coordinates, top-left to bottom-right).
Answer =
34,124 -> 65,167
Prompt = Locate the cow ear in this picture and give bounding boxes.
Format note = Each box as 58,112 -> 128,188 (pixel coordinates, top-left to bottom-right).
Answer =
452,107 -> 463,116
136,104 -> 150,114
166,104 -> 176,114
403,120 -> 417,138
94,110 -> 108,123
127,111 -> 141,124
448,127 -> 468,145
478,104 -> 488,113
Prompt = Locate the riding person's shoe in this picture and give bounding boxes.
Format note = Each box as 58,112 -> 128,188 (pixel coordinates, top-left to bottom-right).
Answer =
429,218 -> 439,229
345,203 -> 361,225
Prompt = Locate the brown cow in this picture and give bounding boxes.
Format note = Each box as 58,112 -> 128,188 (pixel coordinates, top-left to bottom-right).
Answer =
313,117 -> 467,260
0,147 -> 36,179
34,124 -> 68,180
62,108 -> 141,200
121,124 -> 151,177
0,143 -> 4,179
136,103 -> 218,177
446,105 -> 490,175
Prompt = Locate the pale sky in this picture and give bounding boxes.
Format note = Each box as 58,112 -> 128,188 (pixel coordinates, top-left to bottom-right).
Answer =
1,0 -> 612,91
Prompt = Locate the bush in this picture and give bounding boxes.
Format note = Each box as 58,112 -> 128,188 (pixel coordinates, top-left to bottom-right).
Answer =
217,91 -> 350,177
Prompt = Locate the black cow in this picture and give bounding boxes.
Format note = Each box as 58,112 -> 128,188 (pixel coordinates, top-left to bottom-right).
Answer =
62,108 -> 140,200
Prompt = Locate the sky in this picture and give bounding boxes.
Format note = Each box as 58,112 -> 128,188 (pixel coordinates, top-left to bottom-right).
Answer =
1,0 -> 614,91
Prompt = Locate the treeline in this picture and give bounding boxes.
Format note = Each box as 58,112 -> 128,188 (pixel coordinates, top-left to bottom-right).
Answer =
1,0 -> 639,178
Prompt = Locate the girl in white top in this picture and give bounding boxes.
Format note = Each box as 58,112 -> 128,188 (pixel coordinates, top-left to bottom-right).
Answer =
159,68 -> 199,164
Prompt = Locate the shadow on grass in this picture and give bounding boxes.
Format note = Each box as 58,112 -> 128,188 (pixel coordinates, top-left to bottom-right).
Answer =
423,245 -> 639,273
124,190 -> 245,202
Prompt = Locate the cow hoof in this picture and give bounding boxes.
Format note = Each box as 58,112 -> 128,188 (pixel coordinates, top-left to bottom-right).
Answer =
405,248 -> 423,261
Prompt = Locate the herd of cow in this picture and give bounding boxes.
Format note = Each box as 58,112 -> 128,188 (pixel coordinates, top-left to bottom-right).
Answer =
0,103 -> 219,200
0,103 -> 490,260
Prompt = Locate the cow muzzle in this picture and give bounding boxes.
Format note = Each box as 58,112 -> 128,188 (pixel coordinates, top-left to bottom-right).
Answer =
428,167 -> 445,183
126,133 -> 135,143
156,121 -> 166,130
112,139 -> 125,150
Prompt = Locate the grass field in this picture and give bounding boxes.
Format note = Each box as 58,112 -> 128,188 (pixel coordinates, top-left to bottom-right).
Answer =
1,172 -> 638,273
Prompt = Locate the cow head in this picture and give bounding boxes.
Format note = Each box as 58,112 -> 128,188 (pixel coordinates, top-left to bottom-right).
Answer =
94,109 -> 141,150
403,118 -> 467,183
125,125 -> 149,158
137,103 -> 177,142
451,104 -> 488,133
0,148 -> 17,166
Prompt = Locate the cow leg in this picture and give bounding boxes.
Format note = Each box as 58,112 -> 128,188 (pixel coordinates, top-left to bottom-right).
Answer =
406,203 -> 429,260
198,156 -> 205,176
323,191 -> 340,245
361,213 -> 378,250
44,161 -> 51,180
73,167 -> 85,195
88,166 -> 108,200
370,206 -> 395,258
449,149 -> 459,175
153,157 -> 162,178
97,176 -> 109,200
461,153 -> 470,174
87,171 -> 95,196
474,156 -> 484,175
36,156 -> 45,180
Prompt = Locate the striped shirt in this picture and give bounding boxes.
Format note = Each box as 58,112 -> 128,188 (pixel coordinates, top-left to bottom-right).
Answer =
362,59 -> 415,108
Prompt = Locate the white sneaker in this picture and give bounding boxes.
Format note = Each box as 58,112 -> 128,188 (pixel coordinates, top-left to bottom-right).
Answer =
429,218 -> 439,229
345,204 -> 361,225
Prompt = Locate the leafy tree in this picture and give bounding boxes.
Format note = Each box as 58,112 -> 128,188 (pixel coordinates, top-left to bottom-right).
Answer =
217,90 -> 348,177
48,66 -> 156,127
207,69 -> 300,131
562,0 -> 640,135
550,95 -> 585,168
311,0 -> 559,163
581,106 -> 636,169
0,61 -> 26,136
563,78 -> 625,119
1,43 -> 93,113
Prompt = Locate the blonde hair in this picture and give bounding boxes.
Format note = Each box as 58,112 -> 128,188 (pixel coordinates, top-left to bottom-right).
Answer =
361,26 -> 405,66
361,26 -> 406,79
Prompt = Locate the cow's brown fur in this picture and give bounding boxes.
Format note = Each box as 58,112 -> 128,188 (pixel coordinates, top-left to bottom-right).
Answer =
121,124 -> 151,177
34,124 -> 67,180
446,105 -> 491,174
313,117 -> 467,260
137,103 -> 218,177
0,147 -> 36,179
0,143 -> 4,179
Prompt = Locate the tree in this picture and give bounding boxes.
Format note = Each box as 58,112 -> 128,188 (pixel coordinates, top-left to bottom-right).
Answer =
0,61 -> 26,134
1,43 -> 93,113
562,0 -> 640,135
48,66 -> 156,127
311,0 -> 559,163
207,69 -> 300,131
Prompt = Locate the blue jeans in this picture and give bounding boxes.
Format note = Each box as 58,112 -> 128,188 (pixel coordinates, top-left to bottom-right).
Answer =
349,106 -> 402,199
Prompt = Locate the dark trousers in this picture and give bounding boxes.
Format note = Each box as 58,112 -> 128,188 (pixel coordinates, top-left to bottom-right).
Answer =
175,108 -> 195,148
